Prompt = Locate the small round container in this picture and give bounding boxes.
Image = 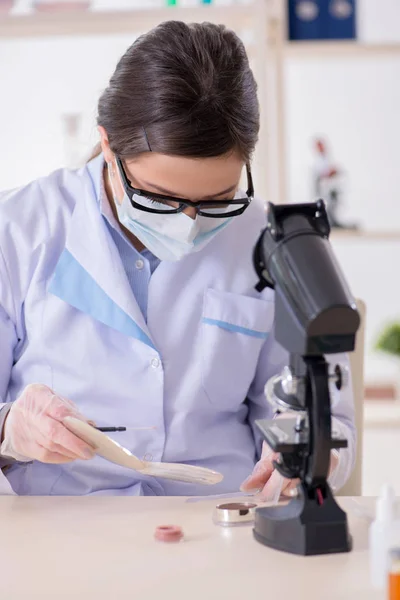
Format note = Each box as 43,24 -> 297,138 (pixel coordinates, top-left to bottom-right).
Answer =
154,525 -> 184,543
213,502 -> 257,527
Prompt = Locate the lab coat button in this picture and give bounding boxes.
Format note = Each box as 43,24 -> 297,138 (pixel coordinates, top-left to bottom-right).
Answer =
135,259 -> 144,270
151,357 -> 160,368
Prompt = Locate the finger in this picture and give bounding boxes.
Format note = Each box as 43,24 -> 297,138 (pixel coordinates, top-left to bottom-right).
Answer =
240,458 -> 275,492
58,396 -> 77,410
40,418 -> 95,460
240,443 -> 278,492
259,440 -> 276,461
35,429 -> 86,461
282,479 -> 300,497
34,443 -> 77,465
17,438 -> 75,464
329,450 -> 340,475
256,469 -> 286,502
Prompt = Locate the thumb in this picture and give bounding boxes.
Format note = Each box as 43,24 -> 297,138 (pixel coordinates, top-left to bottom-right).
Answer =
240,442 -> 278,492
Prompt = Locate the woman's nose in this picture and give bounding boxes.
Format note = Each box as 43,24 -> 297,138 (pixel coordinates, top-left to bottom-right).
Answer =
183,207 -> 197,220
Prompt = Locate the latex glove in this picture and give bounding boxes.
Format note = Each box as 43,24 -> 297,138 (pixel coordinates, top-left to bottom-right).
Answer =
0,384 -> 96,463
240,440 -> 340,502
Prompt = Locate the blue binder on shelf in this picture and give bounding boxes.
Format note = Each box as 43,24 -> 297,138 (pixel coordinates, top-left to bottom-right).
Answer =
288,1 -> 356,41
288,1 -> 323,40
324,0 -> 356,40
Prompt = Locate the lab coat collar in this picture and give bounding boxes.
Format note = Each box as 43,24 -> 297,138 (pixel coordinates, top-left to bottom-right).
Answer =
48,154 -> 156,350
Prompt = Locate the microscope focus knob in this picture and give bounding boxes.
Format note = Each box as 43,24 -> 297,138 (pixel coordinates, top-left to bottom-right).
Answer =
330,364 -> 350,391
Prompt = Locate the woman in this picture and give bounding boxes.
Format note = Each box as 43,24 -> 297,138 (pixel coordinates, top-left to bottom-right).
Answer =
0,21 -> 353,496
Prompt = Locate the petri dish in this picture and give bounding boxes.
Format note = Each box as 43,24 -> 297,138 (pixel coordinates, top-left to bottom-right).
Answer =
213,502 -> 257,527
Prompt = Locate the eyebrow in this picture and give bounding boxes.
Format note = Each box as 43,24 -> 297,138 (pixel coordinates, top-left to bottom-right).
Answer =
135,178 -> 238,199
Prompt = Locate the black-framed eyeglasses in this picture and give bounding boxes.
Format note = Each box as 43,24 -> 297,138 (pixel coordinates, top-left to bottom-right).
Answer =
115,156 -> 254,218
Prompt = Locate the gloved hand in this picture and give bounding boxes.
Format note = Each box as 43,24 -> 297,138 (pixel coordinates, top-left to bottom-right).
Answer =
0,384 -> 96,464
240,440 -> 340,501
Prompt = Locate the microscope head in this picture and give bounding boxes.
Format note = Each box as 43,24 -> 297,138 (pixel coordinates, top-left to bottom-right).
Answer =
254,200 -> 360,357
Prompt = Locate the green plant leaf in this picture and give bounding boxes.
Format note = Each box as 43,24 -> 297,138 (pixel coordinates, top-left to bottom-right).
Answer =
376,322 -> 400,356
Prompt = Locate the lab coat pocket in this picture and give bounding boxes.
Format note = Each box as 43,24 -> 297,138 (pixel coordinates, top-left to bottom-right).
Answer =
201,288 -> 273,407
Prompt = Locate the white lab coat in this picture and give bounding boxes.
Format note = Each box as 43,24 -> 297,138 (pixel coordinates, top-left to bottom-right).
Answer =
0,154 -> 355,496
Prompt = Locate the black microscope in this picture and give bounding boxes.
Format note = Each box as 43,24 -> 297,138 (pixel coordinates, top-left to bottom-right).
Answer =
252,200 -> 360,556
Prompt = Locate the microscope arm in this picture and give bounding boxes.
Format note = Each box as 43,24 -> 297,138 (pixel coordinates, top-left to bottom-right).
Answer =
251,200 -> 359,555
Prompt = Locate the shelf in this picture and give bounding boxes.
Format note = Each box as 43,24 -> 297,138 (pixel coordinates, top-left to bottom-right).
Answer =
330,230 -> 400,240
0,5 -> 259,39
285,40 -> 400,58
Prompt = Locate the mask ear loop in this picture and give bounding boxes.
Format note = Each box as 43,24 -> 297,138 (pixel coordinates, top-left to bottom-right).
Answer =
107,160 -> 120,206
107,161 -> 116,178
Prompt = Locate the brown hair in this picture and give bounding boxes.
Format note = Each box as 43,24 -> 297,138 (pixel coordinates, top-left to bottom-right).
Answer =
95,20 -> 259,161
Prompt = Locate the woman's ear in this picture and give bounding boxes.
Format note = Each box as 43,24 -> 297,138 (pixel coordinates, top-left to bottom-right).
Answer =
98,126 -> 113,164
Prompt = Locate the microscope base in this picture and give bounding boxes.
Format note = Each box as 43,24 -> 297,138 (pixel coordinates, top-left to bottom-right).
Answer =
253,485 -> 352,556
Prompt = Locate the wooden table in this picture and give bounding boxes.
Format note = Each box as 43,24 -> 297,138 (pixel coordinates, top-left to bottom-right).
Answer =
0,496 -> 380,599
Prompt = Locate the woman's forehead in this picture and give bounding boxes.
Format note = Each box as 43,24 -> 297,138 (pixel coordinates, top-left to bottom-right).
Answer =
125,152 -> 244,198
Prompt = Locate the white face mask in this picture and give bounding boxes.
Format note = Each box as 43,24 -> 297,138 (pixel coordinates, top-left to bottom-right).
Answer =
108,162 -> 233,262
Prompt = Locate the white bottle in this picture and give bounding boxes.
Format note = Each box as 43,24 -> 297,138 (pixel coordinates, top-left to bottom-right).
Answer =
369,484 -> 395,590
